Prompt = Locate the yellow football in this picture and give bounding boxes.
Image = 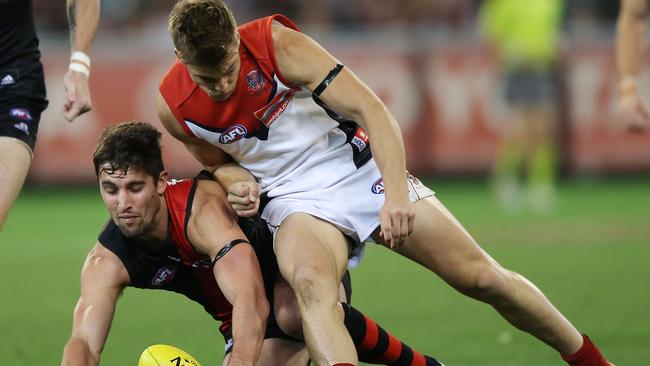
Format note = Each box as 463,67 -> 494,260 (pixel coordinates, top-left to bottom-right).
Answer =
138,344 -> 202,366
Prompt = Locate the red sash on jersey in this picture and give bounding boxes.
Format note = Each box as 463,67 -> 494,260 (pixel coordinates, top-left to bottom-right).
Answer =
164,179 -> 233,331
159,15 -> 301,141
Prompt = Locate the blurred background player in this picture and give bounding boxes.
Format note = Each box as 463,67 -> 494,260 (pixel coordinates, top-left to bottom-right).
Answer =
0,0 -> 49,230
62,0 -> 99,122
61,121 -> 444,366
617,0 -> 650,133
479,0 -> 564,213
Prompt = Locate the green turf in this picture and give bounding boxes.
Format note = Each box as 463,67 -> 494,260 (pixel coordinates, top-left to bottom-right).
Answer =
1,178 -> 648,365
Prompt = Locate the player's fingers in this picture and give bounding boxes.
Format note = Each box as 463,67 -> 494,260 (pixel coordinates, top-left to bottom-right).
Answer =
248,184 -> 259,202
389,212 -> 403,248
407,212 -> 415,236
399,214 -> 410,246
228,193 -> 253,205
228,183 -> 249,197
63,103 -> 81,122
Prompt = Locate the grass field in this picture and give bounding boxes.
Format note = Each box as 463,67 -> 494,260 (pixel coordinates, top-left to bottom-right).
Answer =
1,178 -> 649,365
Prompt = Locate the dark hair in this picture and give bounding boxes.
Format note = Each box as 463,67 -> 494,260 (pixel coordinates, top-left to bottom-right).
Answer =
93,121 -> 164,179
169,0 -> 237,67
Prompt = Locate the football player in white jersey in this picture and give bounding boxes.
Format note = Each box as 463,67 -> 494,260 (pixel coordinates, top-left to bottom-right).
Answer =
157,1 -> 613,365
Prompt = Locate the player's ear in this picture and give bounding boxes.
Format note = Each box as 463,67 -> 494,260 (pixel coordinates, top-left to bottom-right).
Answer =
157,170 -> 169,194
174,48 -> 181,59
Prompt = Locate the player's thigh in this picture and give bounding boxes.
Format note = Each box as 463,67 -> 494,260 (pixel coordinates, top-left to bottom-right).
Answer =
0,137 -> 32,222
256,338 -> 309,366
396,196 -> 500,286
274,213 -> 350,285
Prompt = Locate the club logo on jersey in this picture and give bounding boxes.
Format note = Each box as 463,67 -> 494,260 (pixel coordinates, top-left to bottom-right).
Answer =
219,124 -> 248,144
371,178 -> 385,194
351,128 -> 369,151
246,69 -> 266,95
9,108 -> 32,121
254,89 -> 295,127
150,265 -> 178,287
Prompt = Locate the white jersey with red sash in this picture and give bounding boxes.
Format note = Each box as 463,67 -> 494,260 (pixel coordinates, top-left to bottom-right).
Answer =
159,15 -> 372,199
160,15 -> 433,265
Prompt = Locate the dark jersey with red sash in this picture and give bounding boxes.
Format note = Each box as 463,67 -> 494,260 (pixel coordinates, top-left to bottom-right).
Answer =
98,175 -> 278,338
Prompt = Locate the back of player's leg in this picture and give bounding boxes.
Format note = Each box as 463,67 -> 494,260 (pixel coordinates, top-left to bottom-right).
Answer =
0,137 -> 32,230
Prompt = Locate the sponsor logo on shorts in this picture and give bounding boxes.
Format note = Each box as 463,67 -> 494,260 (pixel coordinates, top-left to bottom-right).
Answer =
407,172 -> 421,186
13,122 -> 30,135
371,177 -> 385,194
150,265 -> 177,287
9,108 -> 32,121
224,337 -> 234,352
1,74 -> 16,86
246,69 -> 266,95
219,124 -> 247,144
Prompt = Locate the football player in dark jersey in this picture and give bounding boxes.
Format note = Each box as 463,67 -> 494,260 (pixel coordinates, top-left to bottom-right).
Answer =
0,0 -> 49,230
61,121 -> 444,366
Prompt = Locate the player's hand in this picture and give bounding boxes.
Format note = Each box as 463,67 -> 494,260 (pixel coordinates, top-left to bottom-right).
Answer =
62,69 -> 92,122
618,86 -> 649,133
378,195 -> 415,250
227,181 -> 260,217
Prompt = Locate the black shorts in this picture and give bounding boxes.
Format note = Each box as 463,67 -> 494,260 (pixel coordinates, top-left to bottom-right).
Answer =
0,60 -> 48,151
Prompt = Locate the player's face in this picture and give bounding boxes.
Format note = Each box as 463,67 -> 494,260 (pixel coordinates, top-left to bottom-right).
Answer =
186,39 -> 241,101
98,165 -> 167,238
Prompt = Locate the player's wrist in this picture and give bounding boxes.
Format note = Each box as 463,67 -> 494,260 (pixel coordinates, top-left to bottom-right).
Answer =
69,51 -> 91,78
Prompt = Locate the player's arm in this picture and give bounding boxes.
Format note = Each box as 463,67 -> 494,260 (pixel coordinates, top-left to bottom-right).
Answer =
62,0 -> 100,121
214,163 -> 261,217
272,23 -> 413,247
616,0 -> 650,131
156,92 -> 260,216
61,242 -> 129,366
187,181 -> 269,366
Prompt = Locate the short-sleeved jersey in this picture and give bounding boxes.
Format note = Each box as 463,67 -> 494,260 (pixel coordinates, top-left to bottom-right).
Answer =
159,15 -> 372,201
98,176 -> 277,336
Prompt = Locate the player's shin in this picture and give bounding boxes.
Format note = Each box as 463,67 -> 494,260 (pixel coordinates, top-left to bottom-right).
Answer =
340,302 -> 444,366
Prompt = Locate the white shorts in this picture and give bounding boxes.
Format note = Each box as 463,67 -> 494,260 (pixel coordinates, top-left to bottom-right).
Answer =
261,159 -> 434,268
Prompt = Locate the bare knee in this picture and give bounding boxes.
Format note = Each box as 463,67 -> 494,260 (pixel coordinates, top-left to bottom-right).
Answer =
289,267 -> 338,310
453,261 -> 515,302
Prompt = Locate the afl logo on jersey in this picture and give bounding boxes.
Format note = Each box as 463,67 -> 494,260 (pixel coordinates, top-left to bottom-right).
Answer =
150,265 -> 178,287
219,124 -> 248,144
371,178 -> 385,194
